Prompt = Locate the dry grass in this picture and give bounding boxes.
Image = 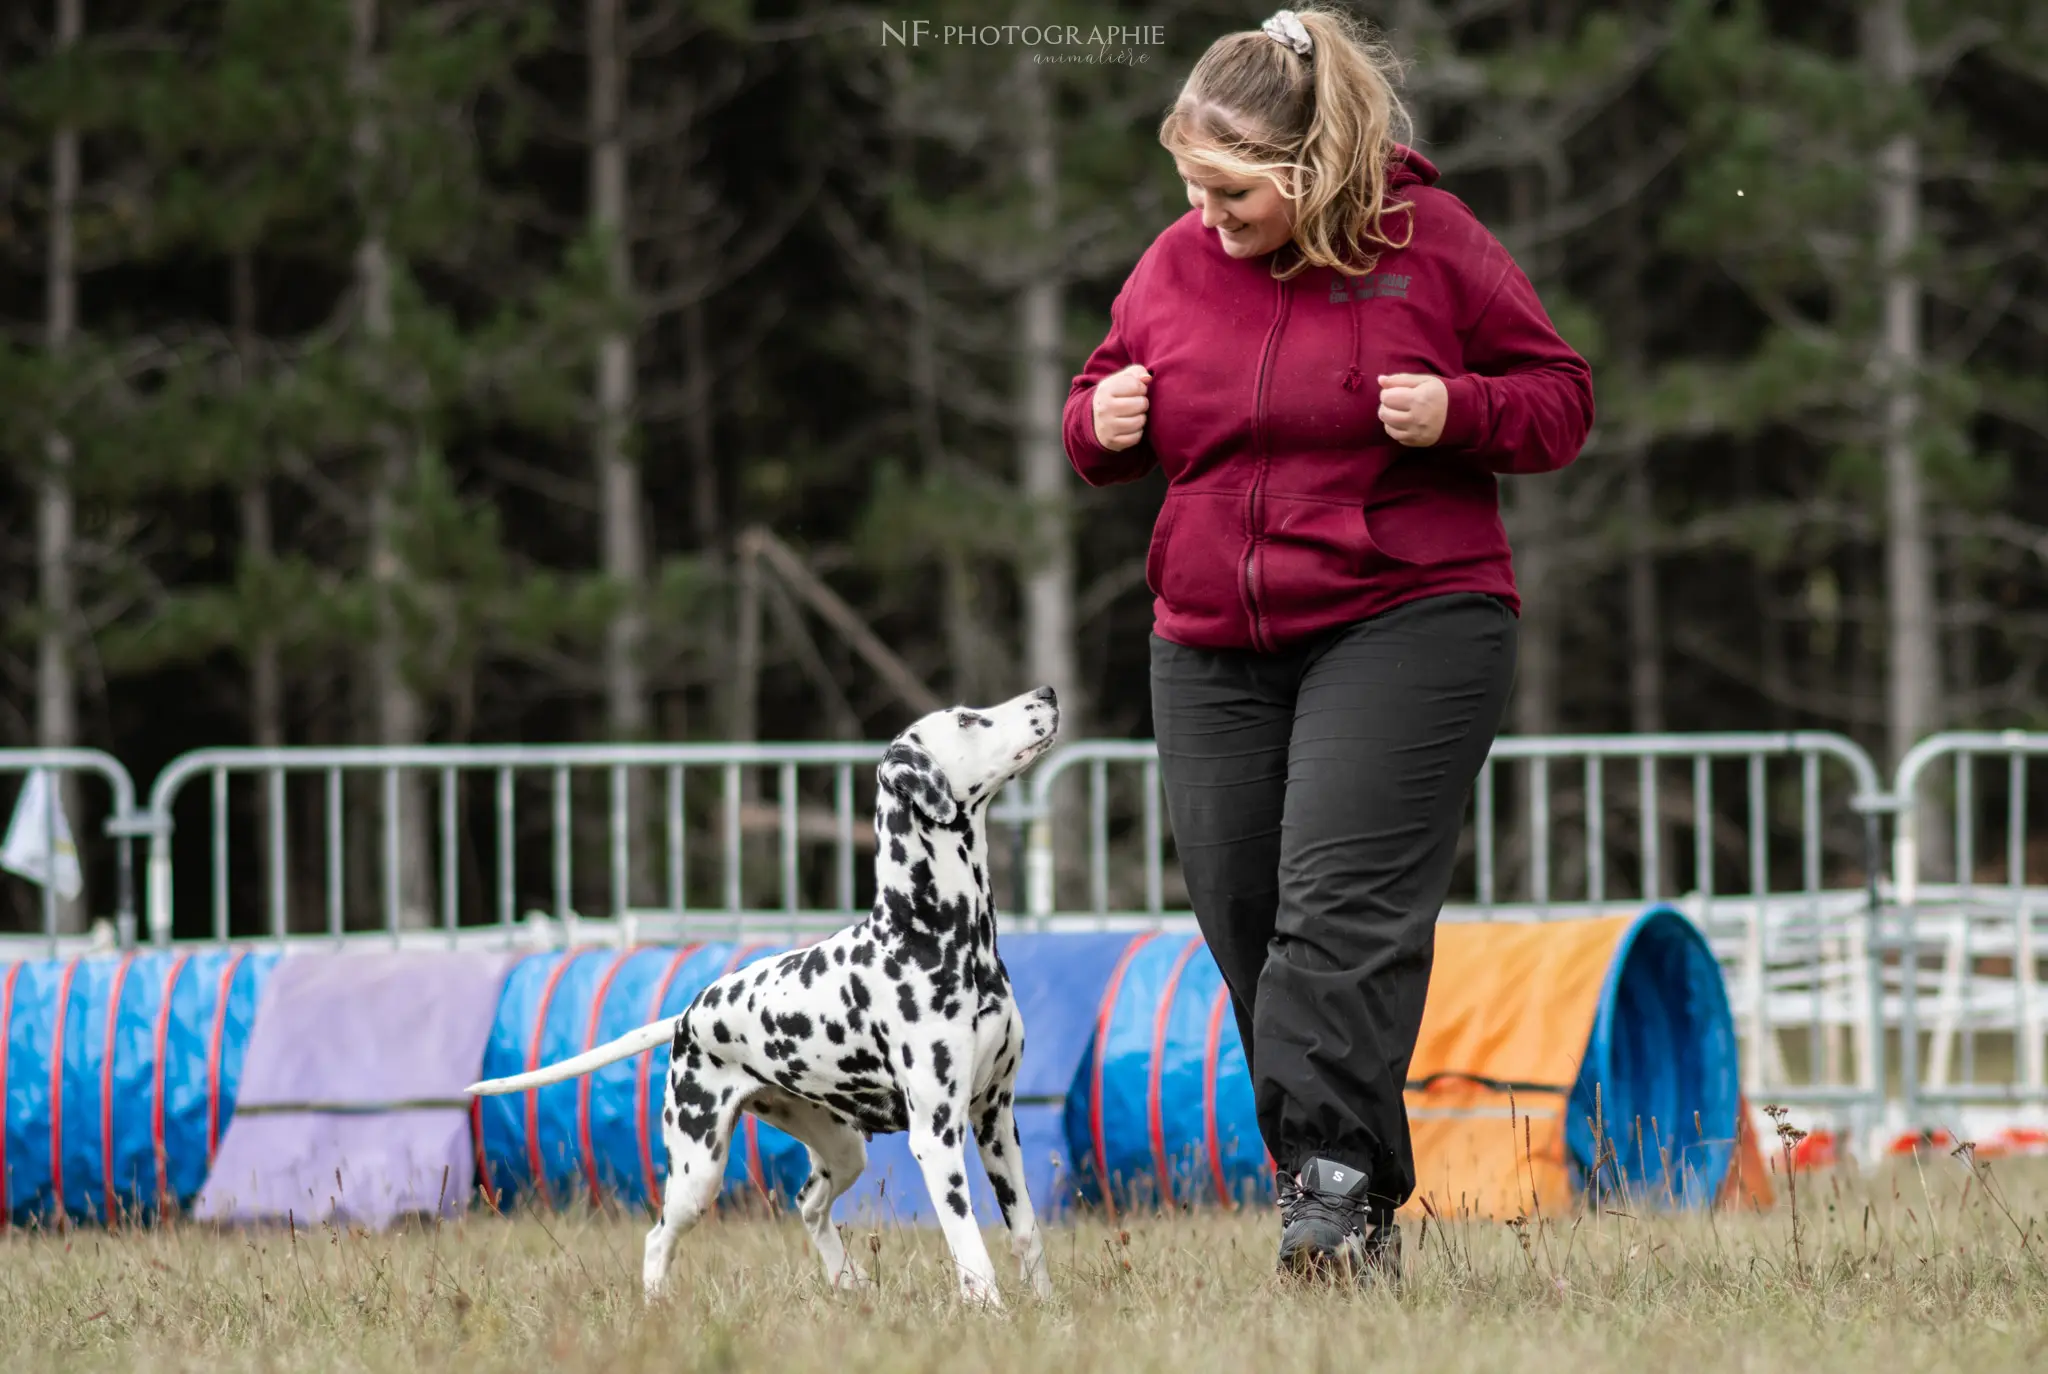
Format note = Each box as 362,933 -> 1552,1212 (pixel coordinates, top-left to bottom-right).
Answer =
4,1153 -> 2047,1374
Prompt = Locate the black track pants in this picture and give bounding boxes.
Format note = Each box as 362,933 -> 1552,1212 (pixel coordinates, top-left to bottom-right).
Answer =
1149,592 -> 1518,1219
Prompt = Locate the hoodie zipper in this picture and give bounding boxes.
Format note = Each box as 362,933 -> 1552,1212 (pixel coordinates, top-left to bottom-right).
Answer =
1242,277 -> 1289,654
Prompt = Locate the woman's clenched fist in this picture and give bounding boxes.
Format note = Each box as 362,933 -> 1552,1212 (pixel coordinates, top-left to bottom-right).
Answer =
1092,363 -> 1154,451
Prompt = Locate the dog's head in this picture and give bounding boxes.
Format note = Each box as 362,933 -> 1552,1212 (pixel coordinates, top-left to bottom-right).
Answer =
877,686 -> 1061,826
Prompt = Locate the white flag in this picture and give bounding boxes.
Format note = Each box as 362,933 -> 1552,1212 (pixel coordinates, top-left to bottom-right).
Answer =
2,769 -> 84,902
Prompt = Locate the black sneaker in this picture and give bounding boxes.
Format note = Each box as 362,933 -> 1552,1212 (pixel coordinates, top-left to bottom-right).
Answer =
1276,1157 -> 1401,1288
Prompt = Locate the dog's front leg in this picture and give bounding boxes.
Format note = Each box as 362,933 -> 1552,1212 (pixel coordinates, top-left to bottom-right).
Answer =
905,1093 -> 1004,1308
972,1094 -> 1052,1300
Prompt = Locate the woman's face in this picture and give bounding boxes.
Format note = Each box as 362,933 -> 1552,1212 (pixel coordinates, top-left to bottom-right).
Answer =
1176,154 -> 1295,258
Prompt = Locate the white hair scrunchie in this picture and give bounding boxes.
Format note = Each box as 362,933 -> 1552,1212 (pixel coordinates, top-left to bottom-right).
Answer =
1261,9 -> 1313,59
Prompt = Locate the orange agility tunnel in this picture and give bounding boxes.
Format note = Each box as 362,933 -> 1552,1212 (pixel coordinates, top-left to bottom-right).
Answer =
1063,905 -> 1748,1220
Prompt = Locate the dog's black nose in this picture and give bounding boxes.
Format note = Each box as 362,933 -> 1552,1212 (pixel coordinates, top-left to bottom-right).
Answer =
1033,686 -> 1057,705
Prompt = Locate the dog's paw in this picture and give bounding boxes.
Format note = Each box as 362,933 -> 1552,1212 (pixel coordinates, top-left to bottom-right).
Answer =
830,1266 -> 874,1293
959,1275 -> 1004,1310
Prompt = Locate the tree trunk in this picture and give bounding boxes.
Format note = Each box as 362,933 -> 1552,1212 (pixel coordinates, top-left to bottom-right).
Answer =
1624,449 -> 1663,738
352,0 -> 432,928
232,250 -> 291,925
1866,0 -> 1946,873
39,0 -> 85,935
680,292 -> 733,737
1013,50 -> 1081,728
1013,47 -> 1087,909
590,0 -> 653,907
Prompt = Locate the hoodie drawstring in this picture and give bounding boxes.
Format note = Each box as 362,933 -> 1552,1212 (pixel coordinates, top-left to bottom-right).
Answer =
1340,271 -> 1365,392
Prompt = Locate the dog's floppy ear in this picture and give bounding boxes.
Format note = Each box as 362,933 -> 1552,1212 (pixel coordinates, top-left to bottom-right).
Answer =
878,738 -> 958,824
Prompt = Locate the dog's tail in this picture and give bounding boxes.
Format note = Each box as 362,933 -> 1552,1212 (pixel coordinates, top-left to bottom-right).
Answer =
464,1017 -> 679,1096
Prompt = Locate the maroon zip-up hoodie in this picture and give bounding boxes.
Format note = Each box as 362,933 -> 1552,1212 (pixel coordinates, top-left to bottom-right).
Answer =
1062,146 -> 1594,653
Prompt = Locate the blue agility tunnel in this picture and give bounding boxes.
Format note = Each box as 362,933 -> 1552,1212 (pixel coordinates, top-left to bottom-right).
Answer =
1567,905 -> 1743,1206
1,949 -> 278,1227
1061,907 -> 1743,1217
1061,931 -> 1268,1213
474,941 -> 811,1214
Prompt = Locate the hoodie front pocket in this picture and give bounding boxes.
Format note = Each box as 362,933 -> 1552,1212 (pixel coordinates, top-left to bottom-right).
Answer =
1360,462 -> 1508,568
1144,494 -> 1182,598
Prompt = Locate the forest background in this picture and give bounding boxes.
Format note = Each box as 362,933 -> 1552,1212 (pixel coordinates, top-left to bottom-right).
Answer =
5,0 -> 2046,935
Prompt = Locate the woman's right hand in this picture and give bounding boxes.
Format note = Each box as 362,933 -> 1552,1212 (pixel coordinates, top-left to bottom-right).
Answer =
1092,363 -> 1153,451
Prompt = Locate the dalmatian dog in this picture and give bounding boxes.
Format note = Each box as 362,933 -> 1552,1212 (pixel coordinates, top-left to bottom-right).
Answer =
466,685 -> 1060,1309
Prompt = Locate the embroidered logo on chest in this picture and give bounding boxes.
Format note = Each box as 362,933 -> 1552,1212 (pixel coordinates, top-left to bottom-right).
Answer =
1328,272 -> 1411,303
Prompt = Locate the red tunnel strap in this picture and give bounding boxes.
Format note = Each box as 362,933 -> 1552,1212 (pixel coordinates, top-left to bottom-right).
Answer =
0,962 -> 20,1231
470,1096 -> 496,1212
637,944 -> 703,1209
744,1115 -> 766,1203
50,958 -> 81,1220
150,953 -> 193,1213
1088,930 -> 1160,1220
468,951 -> 542,1211
1147,937 -> 1203,1211
1202,982 -> 1234,1210
577,949 -> 640,1207
206,952 -> 249,1169
524,950 -> 592,1208
100,954 -> 136,1228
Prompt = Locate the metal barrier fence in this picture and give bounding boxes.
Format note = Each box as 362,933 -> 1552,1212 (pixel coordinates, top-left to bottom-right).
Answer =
138,743 -> 1036,951
0,749 -> 143,957
1017,733 -> 1893,1122
1890,732 -> 2048,1124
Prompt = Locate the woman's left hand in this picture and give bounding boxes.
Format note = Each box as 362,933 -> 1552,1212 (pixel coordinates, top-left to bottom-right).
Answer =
1377,373 -> 1448,447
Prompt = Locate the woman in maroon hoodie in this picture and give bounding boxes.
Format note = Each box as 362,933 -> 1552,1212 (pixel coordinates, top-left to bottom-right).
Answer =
1064,7 -> 1593,1285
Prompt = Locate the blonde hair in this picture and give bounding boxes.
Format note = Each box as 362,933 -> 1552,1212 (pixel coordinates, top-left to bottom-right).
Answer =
1159,6 -> 1415,280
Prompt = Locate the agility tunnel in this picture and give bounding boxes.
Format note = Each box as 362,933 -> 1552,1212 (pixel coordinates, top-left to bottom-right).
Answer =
1,948 -> 278,1227
0,907 -> 1753,1231
1063,906 -> 1746,1220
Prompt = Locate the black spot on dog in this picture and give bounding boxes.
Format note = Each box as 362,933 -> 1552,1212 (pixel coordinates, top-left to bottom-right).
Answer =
946,1189 -> 969,1218
700,984 -> 723,1010
824,1019 -> 846,1045
670,1074 -> 720,1143
931,1042 -> 953,1086
900,1043 -> 915,1069
897,983 -> 921,1023
990,1174 -> 1017,1219
838,1049 -> 884,1075
713,1021 -> 732,1044
801,948 -> 829,984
